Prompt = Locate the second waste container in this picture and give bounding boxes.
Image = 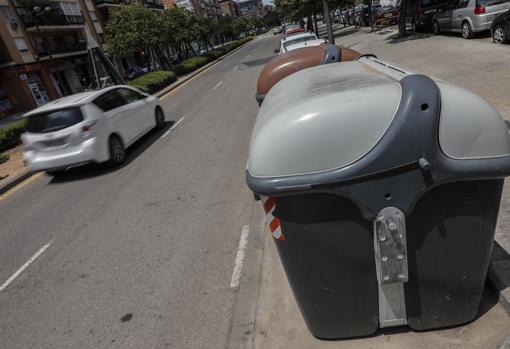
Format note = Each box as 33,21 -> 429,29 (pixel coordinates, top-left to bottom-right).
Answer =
255,43 -> 362,105
246,56 -> 510,339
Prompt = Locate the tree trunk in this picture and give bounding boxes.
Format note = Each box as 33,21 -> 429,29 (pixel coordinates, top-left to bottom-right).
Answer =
156,47 -> 172,71
313,11 -> 319,36
399,0 -> 408,37
307,15 -> 313,32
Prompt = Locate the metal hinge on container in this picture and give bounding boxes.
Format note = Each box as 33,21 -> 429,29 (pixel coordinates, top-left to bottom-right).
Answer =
373,207 -> 409,328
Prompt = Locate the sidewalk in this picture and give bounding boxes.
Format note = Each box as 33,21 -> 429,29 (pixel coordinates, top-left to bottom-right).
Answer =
253,231 -> 510,349
250,26 -> 510,348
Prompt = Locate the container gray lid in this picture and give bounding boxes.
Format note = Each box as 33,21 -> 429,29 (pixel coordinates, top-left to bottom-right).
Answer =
248,61 -> 402,178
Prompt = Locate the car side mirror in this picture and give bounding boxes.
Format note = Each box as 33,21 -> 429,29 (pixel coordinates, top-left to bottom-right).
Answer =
274,48 -> 279,53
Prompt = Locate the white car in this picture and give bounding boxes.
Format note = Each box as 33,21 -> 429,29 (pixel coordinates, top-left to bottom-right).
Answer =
21,85 -> 165,175
276,32 -> 319,54
283,38 -> 327,53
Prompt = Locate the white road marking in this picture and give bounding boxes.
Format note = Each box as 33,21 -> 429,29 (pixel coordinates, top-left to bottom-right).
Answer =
161,115 -> 186,139
0,240 -> 53,293
233,65 -> 239,72
213,81 -> 223,90
246,54 -> 251,58
229,225 -> 250,288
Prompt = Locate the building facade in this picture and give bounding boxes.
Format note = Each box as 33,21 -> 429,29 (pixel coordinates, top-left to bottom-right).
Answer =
238,0 -> 262,19
218,0 -> 238,17
174,0 -> 220,18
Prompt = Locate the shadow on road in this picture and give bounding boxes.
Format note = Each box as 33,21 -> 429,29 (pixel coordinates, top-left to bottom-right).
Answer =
386,32 -> 434,44
48,120 -> 174,184
333,27 -> 361,39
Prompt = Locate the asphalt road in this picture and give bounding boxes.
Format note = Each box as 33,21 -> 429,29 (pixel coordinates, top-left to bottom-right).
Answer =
0,33 -> 279,348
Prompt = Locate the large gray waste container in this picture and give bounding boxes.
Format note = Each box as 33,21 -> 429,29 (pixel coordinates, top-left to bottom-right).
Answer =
246,56 -> 510,339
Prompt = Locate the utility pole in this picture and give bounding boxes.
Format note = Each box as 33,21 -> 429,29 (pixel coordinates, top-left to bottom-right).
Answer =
321,0 -> 334,44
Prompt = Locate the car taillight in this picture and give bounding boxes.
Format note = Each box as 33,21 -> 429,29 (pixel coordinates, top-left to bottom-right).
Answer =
81,121 -> 96,138
474,5 -> 485,14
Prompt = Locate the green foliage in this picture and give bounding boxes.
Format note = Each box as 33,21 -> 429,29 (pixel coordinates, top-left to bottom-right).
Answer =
172,37 -> 253,76
0,120 -> 26,153
105,4 -> 163,56
128,71 -> 177,94
0,152 -> 9,165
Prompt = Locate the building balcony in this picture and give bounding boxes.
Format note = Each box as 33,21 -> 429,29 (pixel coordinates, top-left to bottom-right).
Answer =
95,0 -> 132,8
36,41 -> 87,58
21,13 -> 85,32
143,0 -> 164,9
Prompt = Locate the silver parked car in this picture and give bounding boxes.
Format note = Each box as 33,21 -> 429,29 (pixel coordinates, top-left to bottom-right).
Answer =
21,86 -> 165,175
433,0 -> 510,38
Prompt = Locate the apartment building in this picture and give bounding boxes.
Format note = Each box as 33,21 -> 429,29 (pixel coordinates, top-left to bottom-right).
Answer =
238,0 -> 262,19
0,0 -> 164,118
174,0 -> 220,19
218,0 -> 238,17
0,0 -> 106,117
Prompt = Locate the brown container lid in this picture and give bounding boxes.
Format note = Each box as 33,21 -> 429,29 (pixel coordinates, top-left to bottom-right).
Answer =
255,44 -> 362,105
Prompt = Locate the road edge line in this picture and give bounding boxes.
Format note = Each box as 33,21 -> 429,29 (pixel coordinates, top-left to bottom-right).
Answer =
157,37 -> 256,99
227,199 -> 265,349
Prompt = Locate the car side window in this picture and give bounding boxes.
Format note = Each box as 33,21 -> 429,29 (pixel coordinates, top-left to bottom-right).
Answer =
92,89 -> 126,112
118,88 -> 146,104
456,0 -> 469,8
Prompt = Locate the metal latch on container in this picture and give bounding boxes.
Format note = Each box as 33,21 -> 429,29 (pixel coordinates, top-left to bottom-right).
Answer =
374,207 -> 409,284
373,207 -> 409,328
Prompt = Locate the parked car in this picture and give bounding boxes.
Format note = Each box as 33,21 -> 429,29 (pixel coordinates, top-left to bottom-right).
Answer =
433,0 -> 510,37
403,0 -> 453,31
284,27 -> 305,38
492,9 -> 510,42
275,32 -> 319,54
21,86 -> 165,175
374,5 -> 400,26
123,66 -> 144,80
273,26 -> 282,35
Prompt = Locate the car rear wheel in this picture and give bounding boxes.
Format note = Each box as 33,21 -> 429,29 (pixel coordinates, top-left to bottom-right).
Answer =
433,21 -> 440,35
155,107 -> 165,129
493,25 -> 506,43
462,21 -> 474,39
109,135 -> 125,165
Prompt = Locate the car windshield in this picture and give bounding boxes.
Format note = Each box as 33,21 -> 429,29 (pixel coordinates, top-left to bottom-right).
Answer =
25,107 -> 84,133
284,35 -> 317,50
478,0 -> 509,5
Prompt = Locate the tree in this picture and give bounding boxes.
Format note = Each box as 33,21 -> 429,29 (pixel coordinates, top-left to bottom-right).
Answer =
105,5 -> 162,58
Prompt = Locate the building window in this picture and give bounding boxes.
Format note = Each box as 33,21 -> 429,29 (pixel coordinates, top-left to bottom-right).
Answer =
0,5 -> 16,25
14,37 -> 28,53
89,11 -> 97,21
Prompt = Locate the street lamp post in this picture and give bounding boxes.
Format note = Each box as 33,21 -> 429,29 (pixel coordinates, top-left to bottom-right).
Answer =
32,6 -> 54,64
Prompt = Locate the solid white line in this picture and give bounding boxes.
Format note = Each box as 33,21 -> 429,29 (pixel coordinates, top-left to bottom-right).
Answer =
229,225 -> 250,288
0,240 -> 53,293
213,81 -> 223,90
161,115 -> 186,139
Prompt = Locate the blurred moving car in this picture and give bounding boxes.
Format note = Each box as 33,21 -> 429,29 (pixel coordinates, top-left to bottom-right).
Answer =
22,86 -> 165,174
276,32 -> 318,54
433,0 -> 510,38
492,9 -> 510,42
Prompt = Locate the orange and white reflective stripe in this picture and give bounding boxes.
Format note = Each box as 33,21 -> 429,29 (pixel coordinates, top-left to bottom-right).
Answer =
261,196 -> 285,241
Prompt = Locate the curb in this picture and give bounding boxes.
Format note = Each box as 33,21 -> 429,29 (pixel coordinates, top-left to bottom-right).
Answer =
488,241 -> 510,315
0,169 -> 35,196
156,37 -> 256,99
